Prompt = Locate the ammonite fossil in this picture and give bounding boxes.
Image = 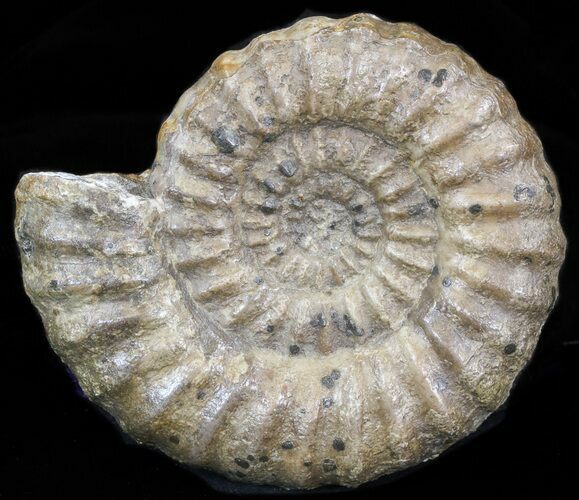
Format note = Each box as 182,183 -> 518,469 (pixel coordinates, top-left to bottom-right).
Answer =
14,13 -> 565,490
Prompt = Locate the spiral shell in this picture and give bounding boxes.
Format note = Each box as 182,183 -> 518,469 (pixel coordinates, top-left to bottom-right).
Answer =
14,14 -> 565,489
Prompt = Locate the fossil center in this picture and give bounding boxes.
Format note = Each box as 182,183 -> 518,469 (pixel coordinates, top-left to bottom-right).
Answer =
224,122 -> 440,353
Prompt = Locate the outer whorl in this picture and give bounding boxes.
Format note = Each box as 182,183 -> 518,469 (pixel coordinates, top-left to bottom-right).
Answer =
14,13 -> 565,489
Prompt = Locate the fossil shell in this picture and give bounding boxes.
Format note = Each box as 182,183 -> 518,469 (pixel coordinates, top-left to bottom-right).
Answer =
14,13 -> 565,490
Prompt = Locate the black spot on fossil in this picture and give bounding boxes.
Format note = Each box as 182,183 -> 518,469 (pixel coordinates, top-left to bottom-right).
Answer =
310,313 -> 327,328
322,459 -> 337,472
263,179 -> 276,193
236,471 -> 246,478
247,455 -> 255,462
261,198 -> 278,214
351,203 -> 364,213
432,69 -> 448,87
333,313 -> 364,337
279,159 -> 298,177
417,68 -> 432,83
543,175 -> 556,209
262,116 -> 275,127
266,324 -> 275,333
428,198 -> 439,209
49,280 -> 58,290
523,256 -> 533,264
344,314 -> 364,336
289,344 -> 301,355
322,397 -> 333,408
321,375 -> 335,389
408,203 -> 427,216
469,204 -> 483,214
211,126 -> 240,154
289,198 -> 303,209
235,458 -> 250,469
255,276 -> 264,284
504,343 -> 517,355
332,438 -> 346,451
328,222 -> 336,230
255,95 -> 264,106
259,455 -> 269,462
432,265 -> 440,276
513,184 -> 536,201
303,460 -> 312,467
275,246 -> 284,256
196,389 -> 206,400
169,435 -> 180,445
321,370 -> 340,389
263,133 -> 277,143
281,441 -> 294,450
20,238 -> 33,256
442,277 -> 452,287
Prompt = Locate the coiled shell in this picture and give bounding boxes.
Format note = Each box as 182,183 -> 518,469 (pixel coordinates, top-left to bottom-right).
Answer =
14,13 -> 565,489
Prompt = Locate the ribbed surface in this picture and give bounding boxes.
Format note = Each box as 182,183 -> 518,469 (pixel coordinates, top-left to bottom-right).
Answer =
15,14 -> 565,489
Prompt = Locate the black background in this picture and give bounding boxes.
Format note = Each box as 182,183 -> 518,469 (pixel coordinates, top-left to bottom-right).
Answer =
1,1 -> 578,498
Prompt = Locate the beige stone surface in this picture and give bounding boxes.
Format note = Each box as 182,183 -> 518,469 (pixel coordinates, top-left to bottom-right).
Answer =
14,13 -> 565,489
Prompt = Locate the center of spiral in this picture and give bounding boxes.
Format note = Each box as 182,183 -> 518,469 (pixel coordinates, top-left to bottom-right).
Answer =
215,122 -> 439,354
240,137 -> 384,292
289,198 -> 351,253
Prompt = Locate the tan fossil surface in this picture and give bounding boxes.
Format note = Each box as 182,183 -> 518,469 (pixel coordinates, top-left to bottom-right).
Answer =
14,13 -> 565,489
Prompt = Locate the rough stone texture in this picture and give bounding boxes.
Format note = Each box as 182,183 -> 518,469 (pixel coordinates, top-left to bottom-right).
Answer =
14,13 -> 566,490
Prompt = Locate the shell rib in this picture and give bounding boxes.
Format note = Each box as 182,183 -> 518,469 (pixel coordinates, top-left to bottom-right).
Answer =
14,14 -> 565,489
